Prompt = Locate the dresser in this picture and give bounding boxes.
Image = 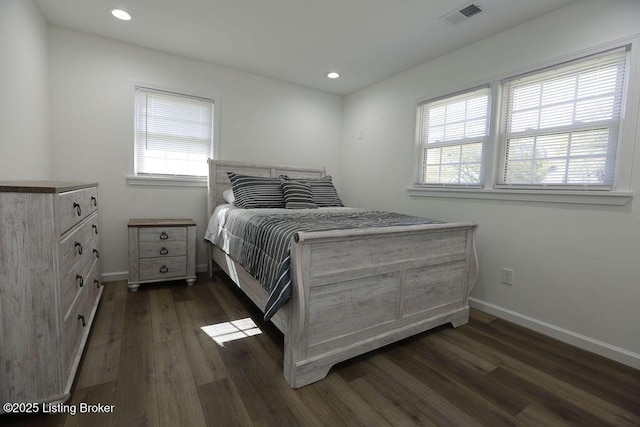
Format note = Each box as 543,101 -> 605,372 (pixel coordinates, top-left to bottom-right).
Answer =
128,219 -> 196,291
0,181 -> 102,410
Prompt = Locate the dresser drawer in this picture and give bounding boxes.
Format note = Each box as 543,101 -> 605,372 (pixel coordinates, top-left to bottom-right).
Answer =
138,240 -> 187,259
63,273 -> 100,377
57,187 -> 99,235
59,212 -> 99,275
61,257 -> 100,321
139,256 -> 187,281
139,226 -> 186,242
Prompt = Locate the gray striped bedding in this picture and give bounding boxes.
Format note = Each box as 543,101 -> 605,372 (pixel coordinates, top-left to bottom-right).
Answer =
204,205 -> 441,320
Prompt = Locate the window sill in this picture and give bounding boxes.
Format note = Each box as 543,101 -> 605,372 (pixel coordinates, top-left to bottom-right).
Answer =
126,175 -> 207,188
407,186 -> 633,206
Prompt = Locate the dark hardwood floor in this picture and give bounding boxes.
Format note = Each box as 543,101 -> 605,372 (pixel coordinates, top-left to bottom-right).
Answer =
3,272 -> 640,426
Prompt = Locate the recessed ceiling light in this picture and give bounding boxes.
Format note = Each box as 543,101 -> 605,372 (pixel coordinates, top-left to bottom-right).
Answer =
109,8 -> 132,21
327,72 -> 340,79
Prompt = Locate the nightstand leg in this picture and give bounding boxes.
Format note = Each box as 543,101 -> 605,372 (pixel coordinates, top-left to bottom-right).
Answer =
128,283 -> 140,292
186,278 -> 196,286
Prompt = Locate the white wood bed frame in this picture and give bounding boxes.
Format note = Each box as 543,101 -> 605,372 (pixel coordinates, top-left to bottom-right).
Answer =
206,159 -> 479,388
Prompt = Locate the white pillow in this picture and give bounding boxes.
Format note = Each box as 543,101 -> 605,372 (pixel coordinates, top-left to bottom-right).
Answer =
223,188 -> 235,205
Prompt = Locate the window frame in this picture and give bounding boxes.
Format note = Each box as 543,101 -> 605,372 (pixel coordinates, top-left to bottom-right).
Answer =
414,85 -> 492,188
127,83 -> 219,187
409,37 -> 638,206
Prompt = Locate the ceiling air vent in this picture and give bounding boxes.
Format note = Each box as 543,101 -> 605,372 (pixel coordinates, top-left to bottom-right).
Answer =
441,3 -> 483,25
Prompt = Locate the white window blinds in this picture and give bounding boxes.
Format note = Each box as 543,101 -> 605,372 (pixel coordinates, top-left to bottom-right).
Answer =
499,47 -> 628,188
135,87 -> 213,177
417,87 -> 490,185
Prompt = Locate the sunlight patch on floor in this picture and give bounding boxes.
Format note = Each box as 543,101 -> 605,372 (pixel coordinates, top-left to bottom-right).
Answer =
201,318 -> 262,346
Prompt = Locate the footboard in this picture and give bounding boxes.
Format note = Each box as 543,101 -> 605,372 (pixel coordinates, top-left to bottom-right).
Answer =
284,222 -> 478,388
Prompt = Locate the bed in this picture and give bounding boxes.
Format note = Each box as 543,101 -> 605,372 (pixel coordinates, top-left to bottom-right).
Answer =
205,159 -> 478,388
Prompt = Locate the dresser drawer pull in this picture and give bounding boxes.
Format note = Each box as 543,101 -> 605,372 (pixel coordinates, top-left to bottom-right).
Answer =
94,279 -> 101,288
92,224 -> 98,234
93,249 -> 100,259
78,315 -> 86,327
76,274 -> 84,287
159,231 -> 169,240
73,202 -> 81,216
159,247 -> 169,255
159,265 -> 169,274
74,242 -> 83,255
91,196 -> 97,207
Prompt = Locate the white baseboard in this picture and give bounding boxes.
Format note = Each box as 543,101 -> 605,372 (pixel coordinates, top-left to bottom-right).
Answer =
469,297 -> 640,370
101,264 -> 209,283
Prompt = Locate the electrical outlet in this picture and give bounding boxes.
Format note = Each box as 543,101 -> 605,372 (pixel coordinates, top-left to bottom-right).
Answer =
502,268 -> 514,286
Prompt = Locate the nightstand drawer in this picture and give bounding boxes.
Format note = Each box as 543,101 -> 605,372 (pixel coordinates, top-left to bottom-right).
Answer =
139,256 -> 187,281
139,227 -> 186,242
138,240 -> 187,259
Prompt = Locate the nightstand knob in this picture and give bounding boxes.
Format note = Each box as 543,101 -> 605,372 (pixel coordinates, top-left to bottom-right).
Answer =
76,274 -> 84,287
159,265 -> 169,274
91,196 -> 97,207
92,224 -> 98,234
78,315 -> 86,327
159,231 -> 169,240
74,242 -> 83,255
94,279 -> 101,288
159,247 -> 169,255
73,202 -> 81,216
93,249 -> 100,259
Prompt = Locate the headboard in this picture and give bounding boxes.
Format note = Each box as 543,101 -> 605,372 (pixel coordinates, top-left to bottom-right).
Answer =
207,159 -> 326,218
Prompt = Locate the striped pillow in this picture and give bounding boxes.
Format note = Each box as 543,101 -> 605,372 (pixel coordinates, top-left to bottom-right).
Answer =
280,179 -> 317,209
226,172 -> 285,208
308,176 -> 343,207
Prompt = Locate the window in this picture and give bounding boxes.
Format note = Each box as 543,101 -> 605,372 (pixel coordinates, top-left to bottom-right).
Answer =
135,87 -> 213,178
499,47 -> 628,189
411,42 -> 635,204
416,87 -> 490,186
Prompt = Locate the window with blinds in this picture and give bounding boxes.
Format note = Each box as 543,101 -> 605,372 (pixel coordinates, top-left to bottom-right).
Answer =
416,87 -> 490,185
499,47 -> 628,188
135,87 -> 214,177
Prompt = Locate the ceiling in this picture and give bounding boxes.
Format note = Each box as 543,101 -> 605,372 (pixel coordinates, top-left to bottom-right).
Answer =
36,0 -> 576,95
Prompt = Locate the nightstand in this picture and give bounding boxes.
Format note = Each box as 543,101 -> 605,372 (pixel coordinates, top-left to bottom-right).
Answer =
128,218 -> 196,291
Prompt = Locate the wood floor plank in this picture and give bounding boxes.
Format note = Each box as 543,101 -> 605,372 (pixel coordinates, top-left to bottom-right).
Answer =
294,386 -> 346,426
150,287 -> 182,344
405,334 -> 530,417
197,379 -> 253,427
113,291 -> 160,427
75,292 -> 126,389
384,344 -> 522,426
516,402 -> 577,427
364,354 -> 484,427
154,339 -> 207,427
174,299 -> 230,385
349,374 -> 439,426
469,317 -> 640,414
313,373 -> 392,426
63,381 -> 117,427
445,326 -> 640,426
487,366 -> 607,425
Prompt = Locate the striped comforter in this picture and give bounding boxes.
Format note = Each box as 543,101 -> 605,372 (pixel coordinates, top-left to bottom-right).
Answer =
204,205 -> 441,320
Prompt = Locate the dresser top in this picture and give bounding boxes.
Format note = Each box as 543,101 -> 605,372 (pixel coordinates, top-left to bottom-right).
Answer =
0,181 -> 99,193
128,218 -> 196,227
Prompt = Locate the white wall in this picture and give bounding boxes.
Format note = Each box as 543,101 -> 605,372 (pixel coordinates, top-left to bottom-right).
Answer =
0,0 -> 50,180
47,26 -> 343,276
341,0 -> 640,366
